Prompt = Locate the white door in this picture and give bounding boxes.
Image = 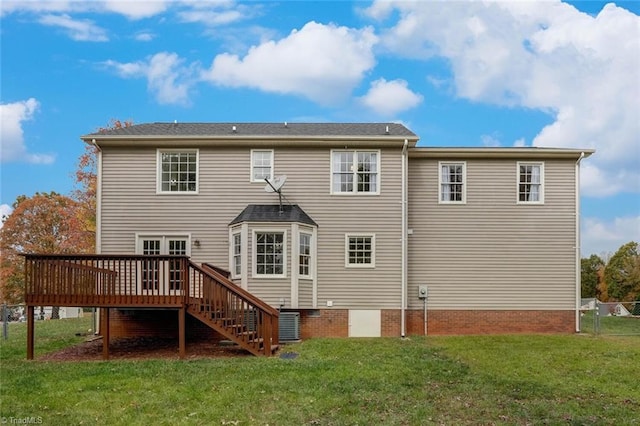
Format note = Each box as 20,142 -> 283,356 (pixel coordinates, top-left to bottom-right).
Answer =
348,310 -> 381,337
137,236 -> 189,295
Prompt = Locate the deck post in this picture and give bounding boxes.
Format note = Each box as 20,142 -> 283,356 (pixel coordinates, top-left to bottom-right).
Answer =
101,307 -> 110,360
178,307 -> 186,359
27,305 -> 35,360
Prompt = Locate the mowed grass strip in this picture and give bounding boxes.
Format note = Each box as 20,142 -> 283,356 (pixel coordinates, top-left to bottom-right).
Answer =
1,318 -> 638,425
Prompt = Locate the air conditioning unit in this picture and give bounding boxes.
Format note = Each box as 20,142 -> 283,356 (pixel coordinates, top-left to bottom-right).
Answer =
279,312 -> 300,342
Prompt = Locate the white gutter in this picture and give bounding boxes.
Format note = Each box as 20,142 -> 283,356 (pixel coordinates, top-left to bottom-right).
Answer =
401,139 -> 408,338
575,152 -> 585,332
91,139 -> 102,254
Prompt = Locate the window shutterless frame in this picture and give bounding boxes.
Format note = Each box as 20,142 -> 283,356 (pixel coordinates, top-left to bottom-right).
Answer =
517,162 -> 544,204
345,234 -> 376,268
330,150 -> 380,195
438,161 -> 466,204
156,149 -> 199,194
252,229 -> 287,278
250,149 -> 274,183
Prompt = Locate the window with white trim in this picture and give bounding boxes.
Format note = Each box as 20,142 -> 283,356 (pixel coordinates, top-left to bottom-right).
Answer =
299,232 -> 312,278
517,162 -> 544,203
232,232 -> 242,277
254,231 -> 286,277
345,234 -> 375,268
158,150 -> 198,193
331,150 -> 379,194
439,162 -> 466,203
251,150 -> 274,182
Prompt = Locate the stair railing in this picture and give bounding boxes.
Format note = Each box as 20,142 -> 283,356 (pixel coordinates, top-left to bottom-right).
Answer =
187,261 -> 279,356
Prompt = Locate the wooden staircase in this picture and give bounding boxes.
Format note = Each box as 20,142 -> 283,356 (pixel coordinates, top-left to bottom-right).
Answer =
186,262 -> 279,357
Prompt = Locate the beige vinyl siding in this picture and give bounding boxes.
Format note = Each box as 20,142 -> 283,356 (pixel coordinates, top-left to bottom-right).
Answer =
298,279 -> 313,307
100,144 -> 403,310
408,158 -> 576,310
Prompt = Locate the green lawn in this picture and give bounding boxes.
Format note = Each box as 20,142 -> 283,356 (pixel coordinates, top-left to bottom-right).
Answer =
1,318 -> 639,425
580,310 -> 640,335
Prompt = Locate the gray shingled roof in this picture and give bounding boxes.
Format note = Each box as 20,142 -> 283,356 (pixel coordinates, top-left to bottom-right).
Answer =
85,122 -> 417,138
230,204 -> 317,226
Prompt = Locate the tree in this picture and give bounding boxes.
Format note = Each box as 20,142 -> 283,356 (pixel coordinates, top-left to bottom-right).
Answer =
604,241 -> 640,301
0,192 -> 94,304
581,254 -> 604,298
72,118 -> 133,240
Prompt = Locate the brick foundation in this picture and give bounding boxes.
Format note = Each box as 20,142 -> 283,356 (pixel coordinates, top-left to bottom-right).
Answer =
299,309 -> 348,339
300,309 -> 574,337
106,308 -> 575,341
404,309 -> 575,335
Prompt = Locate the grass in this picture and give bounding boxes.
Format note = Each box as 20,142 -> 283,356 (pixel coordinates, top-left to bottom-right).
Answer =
580,310 -> 640,335
1,318 -> 639,425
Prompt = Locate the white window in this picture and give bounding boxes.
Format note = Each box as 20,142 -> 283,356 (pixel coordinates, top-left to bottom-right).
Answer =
439,162 -> 466,204
232,232 -> 242,278
253,231 -> 286,277
345,234 -> 375,268
157,150 -> 198,193
331,150 -> 379,194
517,162 -> 544,204
251,150 -> 274,182
299,232 -> 312,278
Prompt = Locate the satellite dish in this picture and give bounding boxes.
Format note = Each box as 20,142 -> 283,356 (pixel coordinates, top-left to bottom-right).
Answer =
264,175 -> 288,214
264,175 -> 287,193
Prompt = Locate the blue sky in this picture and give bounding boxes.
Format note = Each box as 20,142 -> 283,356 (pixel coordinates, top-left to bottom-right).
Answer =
1,0 -> 638,257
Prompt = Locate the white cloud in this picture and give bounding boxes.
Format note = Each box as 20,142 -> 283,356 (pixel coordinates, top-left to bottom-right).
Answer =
481,134 -> 501,147
134,31 -> 156,42
359,78 -> 423,116
0,204 -> 13,229
103,52 -> 195,105
37,13 -> 108,41
101,1 -> 169,20
582,215 -> 640,257
368,1 -> 640,197
1,0 -> 169,20
0,98 -> 55,164
203,21 -> 378,105
513,138 -> 527,147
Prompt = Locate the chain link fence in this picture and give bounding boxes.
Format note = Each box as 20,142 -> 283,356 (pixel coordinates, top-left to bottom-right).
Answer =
580,300 -> 640,336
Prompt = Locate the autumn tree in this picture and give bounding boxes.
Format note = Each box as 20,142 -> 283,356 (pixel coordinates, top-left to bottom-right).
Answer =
604,241 -> 640,301
0,192 -> 94,304
581,254 -> 604,298
72,118 -> 133,240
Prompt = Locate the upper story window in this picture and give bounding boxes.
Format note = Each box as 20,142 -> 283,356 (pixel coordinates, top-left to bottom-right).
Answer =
254,231 -> 286,277
157,149 -> 198,193
517,162 -> 544,204
331,150 -> 379,195
251,150 -> 274,182
345,234 -> 375,268
439,162 -> 466,204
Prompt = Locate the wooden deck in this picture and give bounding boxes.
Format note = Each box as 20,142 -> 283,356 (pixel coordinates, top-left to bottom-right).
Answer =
23,254 -> 279,359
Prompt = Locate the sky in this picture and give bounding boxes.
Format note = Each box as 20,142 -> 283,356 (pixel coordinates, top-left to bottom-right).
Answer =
1,0 -> 639,257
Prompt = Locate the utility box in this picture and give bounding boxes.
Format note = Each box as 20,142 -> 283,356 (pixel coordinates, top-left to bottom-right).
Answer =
418,285 -> 428,299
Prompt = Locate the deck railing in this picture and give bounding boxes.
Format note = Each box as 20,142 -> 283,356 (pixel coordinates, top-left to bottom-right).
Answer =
188,262 -> 279,356
23,254 -> 279,356
24,254 -> 190,308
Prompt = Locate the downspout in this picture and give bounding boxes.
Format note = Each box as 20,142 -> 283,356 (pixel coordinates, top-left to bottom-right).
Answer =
91,139 -> 102,254
91,139 -> 102,336
401,139 -> 409,338
575,152 -> 585,333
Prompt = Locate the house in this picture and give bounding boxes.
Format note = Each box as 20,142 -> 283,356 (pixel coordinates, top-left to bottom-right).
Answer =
23,122 -> 594,358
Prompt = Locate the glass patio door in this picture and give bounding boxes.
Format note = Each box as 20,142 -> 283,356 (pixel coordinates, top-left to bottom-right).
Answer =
138,236 -> 189,295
